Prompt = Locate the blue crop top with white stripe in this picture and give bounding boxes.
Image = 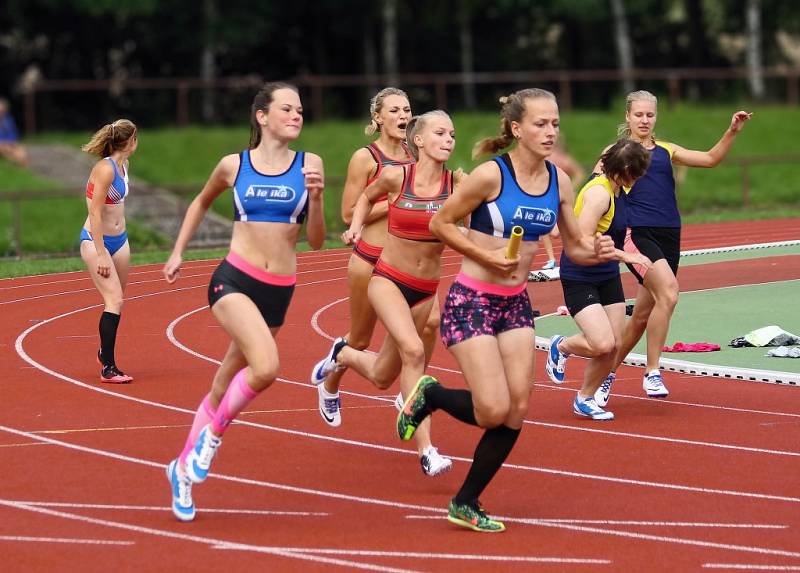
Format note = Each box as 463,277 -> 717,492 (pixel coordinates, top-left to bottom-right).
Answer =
469,154 -> 559,241
232,150 -> 308,224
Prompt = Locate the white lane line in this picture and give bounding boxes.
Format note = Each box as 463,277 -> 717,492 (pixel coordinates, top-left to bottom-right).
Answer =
309,287 -> 800,420
175,306 -> 800,460
529,421 -> 800,458
14,501 -> 327,516
2,426 -> 797,562
485,519 -> 787,529
703,565 -> 800,570
166,310 -> 800,503
0,498 -> 414,573
214,544 -> 610,564
406,515 -> 800,559
0,535 -> 134,545
15,299 -> 800,506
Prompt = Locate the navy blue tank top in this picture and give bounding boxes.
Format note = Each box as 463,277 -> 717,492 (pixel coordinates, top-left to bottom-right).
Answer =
626,141 -> 680,228
469,155 -> 559,241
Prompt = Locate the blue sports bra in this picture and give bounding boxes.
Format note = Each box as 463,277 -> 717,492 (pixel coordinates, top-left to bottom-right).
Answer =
232,150 -> 309,224
469,154 -> 559,241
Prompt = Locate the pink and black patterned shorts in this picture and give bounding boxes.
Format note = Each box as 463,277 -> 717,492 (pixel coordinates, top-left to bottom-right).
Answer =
440,279 -> 534,348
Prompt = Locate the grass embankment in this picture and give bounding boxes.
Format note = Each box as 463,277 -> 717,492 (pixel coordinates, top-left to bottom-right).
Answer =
1,104 -> 799,261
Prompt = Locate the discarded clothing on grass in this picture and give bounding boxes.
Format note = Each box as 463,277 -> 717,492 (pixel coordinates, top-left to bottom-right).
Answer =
729,325 -> 800,348
766,346 -> 800,358
663,342 -> 721,352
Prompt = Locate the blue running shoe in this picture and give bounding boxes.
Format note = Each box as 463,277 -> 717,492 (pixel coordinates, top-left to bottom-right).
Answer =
545,335 -> 568,384
166,459 -> 195,522
594,372 -> 616,407
643,370 -> 669,398
573,395 -> 614,420
541,258 -> 556,270
186,425 -> 222,484
310,337 -> 348,385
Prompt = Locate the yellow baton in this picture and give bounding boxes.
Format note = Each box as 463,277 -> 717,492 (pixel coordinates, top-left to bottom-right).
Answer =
506,226 -> 524,259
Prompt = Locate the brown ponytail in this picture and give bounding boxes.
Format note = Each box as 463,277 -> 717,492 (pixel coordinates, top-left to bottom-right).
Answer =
81,119 -> 137,157
472,88 -> 556,159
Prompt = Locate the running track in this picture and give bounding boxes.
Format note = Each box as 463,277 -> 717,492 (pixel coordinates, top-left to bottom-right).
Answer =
2,219 -> 799,572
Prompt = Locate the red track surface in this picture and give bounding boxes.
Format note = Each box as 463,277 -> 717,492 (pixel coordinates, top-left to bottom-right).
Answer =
2,218 -> 799,572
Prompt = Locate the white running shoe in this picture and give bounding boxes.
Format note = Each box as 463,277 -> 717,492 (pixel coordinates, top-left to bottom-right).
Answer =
573,395 -> 614,421
394,391 -> 404,412
420,446 -> 452,476
185,425 -> 222,484
318,384 -> 342,427
310,337 -> 348,386
166,459 -> 195,522
594,372 -> 616,407
643,370 -> 669,398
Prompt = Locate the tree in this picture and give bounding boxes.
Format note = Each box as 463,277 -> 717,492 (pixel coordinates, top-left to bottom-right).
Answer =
458,0 -> 477,109
746,0 -> 765,99
610,0 -> 635,94
382,0 -> 399,85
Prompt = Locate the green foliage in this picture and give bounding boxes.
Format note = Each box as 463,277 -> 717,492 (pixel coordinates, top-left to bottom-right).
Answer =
2,104 -> 799,255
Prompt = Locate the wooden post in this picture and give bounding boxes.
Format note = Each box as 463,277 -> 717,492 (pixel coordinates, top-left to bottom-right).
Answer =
788,73 -> 799,106
435,80 -> 447,110
312,84 -> 324,122
13,197 -> 22,258
176,82 -> 189,126
741,161 -> 750,207
24,89 -> 36,135
559,75 -> 572,110
667,75 -> 680,108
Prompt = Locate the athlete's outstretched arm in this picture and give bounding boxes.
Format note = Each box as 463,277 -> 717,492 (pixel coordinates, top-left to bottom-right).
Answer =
163,154 -> 237,283
672,111 -> 752,168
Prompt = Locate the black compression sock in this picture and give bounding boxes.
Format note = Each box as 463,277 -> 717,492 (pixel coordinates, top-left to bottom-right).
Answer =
99,311 -> 121,366
425,384 -> 478,426
454,425 -> 521,505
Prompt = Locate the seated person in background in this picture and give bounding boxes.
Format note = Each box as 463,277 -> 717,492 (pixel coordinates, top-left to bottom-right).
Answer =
0,98 -> 29,168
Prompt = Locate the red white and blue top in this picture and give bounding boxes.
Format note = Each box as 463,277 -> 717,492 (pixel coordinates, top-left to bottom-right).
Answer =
86,157 -> 129,204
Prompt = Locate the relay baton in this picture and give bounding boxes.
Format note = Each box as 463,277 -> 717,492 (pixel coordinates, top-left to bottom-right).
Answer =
506,225 -> 524,259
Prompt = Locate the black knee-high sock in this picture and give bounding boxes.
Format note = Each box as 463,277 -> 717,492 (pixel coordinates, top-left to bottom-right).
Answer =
454,425 -> 521,505
425,384 -> 478,426
99,311 -> 121,366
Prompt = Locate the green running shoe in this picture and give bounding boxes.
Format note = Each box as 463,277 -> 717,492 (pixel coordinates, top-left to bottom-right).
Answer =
396,375 -> 439,441
447,499 -> 505,533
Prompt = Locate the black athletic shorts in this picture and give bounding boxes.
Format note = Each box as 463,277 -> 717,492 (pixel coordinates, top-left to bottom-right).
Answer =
624,226 -> 681,284
561,275 -> 625,317
207,258 -> 295,327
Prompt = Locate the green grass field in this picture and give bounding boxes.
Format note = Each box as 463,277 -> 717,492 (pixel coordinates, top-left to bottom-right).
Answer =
1,104 -> 799,256
535,276 -> 800,374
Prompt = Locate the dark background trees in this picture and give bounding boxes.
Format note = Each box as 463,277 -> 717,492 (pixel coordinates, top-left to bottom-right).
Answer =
1,0 -> 798,129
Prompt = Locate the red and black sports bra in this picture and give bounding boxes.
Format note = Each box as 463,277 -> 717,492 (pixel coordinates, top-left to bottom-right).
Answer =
388,164 -> 453,242
365,142 -> 413,201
